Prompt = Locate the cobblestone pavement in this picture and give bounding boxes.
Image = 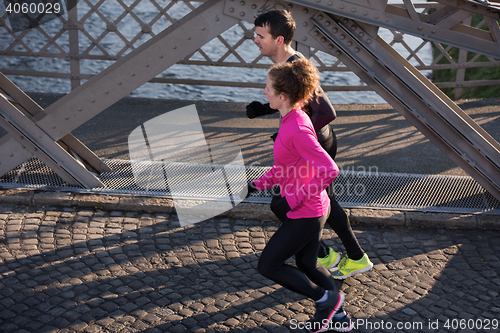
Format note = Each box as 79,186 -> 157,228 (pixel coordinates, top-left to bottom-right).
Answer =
0,203 -> 499,333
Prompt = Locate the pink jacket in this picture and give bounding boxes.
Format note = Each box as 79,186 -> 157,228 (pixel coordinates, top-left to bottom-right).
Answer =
254,107 -> 339,219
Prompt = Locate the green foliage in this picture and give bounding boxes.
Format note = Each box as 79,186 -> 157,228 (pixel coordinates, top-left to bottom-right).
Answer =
432,14 -> 500,99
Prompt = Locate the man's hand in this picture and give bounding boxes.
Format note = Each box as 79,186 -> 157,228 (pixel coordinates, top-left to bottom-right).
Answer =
246,101 -> 277,118
246,101 -> 266,118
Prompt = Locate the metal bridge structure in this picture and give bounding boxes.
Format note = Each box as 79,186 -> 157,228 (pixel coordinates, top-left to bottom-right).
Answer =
0,0 -> 500,211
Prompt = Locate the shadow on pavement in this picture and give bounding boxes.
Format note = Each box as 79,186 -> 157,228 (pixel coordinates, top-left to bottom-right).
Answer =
0,206 -> 499,332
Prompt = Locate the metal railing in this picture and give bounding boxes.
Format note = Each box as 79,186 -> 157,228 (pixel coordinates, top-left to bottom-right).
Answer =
0,0 -> 499,99
1,157 -> 498,213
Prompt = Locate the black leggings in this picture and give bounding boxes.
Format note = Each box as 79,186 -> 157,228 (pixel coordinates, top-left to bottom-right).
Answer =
322,127 -> 364,260
324,190 -> 363,260
270,126 -> 364,260
257,210 -> 336,300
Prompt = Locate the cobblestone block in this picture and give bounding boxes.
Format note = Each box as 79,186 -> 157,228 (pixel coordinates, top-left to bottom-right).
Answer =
406,212 -> 478,228
350,208 -> 405,226
478,214 -> 500,229
117,196 -> 174,213
0,203 -> 498,332
0,189 -> 33,205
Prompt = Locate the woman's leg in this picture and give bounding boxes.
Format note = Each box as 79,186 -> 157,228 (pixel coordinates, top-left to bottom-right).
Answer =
258,213 -> 335,300
294,213 -> 336,292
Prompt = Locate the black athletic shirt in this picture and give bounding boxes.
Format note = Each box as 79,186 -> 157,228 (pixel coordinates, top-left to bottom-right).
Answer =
286,52 -> 336,144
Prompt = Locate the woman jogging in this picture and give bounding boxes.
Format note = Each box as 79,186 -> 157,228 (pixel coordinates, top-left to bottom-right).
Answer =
248,58 -> 354,332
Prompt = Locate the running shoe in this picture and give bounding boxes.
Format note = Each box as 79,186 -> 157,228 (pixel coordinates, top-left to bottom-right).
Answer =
317,247 -> 340,270
307,290 -> 345,333
330,253 -> 373,280
330,310 -> 355,332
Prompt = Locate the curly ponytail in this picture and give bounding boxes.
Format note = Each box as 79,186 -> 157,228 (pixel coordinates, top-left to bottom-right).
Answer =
268,58 -> 319,108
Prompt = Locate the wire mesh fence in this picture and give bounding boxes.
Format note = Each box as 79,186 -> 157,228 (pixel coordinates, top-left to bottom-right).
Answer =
1,157 -> 498,214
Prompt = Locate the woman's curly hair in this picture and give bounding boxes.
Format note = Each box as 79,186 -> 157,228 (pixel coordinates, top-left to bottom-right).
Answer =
268,58 -> 319,108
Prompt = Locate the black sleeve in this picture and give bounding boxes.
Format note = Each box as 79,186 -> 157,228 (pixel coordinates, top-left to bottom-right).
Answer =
307,86 -> 336,131
260,103 -> 279,116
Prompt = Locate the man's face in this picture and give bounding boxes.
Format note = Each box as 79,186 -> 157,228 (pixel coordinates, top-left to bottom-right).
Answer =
254,25 -> 279,58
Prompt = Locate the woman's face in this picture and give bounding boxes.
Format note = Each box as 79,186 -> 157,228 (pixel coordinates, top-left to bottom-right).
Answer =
264,75 -> 281,110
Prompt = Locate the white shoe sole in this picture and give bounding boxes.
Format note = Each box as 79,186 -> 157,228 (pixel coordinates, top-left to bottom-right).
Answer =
326,254 -> 341,269
330,262 -> 374,280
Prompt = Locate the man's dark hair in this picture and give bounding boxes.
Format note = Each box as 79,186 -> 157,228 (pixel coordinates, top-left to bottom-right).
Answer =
254,9 -> 296,45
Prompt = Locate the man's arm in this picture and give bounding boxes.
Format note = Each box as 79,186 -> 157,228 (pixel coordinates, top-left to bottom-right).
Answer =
307,86 -> 337,131
246,101 -> 279,118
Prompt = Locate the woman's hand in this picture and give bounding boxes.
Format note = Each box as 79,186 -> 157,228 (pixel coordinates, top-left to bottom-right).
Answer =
271,196 -> 292,217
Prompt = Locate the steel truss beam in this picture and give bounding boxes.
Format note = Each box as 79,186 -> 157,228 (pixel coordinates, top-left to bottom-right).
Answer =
224,0 -> 500,201
281,0 -> 500,58
0,73 -> 110,181
36,0 -> 239,142
0,0 -> 240,186
310,13 -> 500,200
0,0 -> 499,199
0,93 -> 104,187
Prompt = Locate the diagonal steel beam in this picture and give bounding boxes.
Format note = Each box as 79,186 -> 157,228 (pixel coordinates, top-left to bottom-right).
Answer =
0,94 -> 104,188
36,0 -> 239,142
0,72 -> 110,178
276,0 -> 500,58
225,0 -> 500,200
0,135 -> 34,177
308,12 -> 500,201
0,0 -> 240,187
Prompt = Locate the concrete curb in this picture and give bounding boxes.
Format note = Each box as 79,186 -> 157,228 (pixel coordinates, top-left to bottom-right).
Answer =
1,188 -> 499,229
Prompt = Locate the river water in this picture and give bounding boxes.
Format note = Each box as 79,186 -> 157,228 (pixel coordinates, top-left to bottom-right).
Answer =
0,0 -> 432,104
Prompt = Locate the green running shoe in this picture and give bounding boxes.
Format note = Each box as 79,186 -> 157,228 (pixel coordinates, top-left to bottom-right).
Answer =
318,247 -> 340,269
330,253 -> 373,280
